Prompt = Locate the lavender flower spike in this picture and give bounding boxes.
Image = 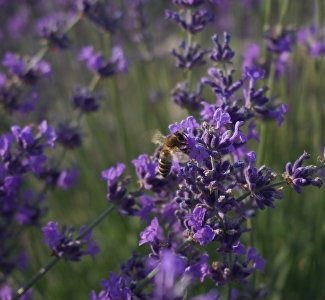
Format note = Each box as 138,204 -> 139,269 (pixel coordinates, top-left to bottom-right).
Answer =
283,151 -> 323,193
42,221 -> 100,261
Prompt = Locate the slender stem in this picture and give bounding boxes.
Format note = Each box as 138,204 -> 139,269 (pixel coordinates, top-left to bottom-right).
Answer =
133,265 -> 159,294
133,239 -> 193,295
264,0 -> 272,26
279,0 -> 290,26
257,58 -> 275,167
12,205 -> 115,300
88,74 -> 101,92
28,14 -> 81,70
13,257 -> 60,300
77,205 -> 115,240
315,0 -> 322,27
111,76 -> 132,162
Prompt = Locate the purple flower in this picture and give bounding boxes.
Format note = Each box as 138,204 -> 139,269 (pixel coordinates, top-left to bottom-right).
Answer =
77,0 -> 122,34
57,168 -> 79,189
264,27 -> 294,54
283,152 -> 323,193
79,45 -> 128,78
190,290 -> 219,300
101,163 -> 126,186
169,116 -> 199,135
136,195 -> 157,223
171,40 -> 208,70
6,6 -> 29,40
2,52 -> 51,85
185,206 -> 206,230
242,43 -> 261,70
193,225 -> 216,245
171,81 -> 203,111
154,250 -> 187,300
72,86 -> 101,113
38,121 -> 56,148
42,221 -> 64,248
244,248 -> 265,272
213,108 -> 232,129
139,217 -> 164,246
201,67 -> 247,100
90,272 -> 132,300
209,32 -> 235,63
166,8 -> 214,34
309,40 -> 325,57
11,121 -> 56,156
56,123 -> 82,149
187,137 -> 210,164
243,68 -> 288,125
244,151 -> 283,209
132,154 -> 159,190
297,25 -> 325,58
15,190 -> 46,226
172,0 -> 205,6
36,13 -> 70,50
42,221 -> 100,261
185,253 -> 210,282
232,242 -> 246,255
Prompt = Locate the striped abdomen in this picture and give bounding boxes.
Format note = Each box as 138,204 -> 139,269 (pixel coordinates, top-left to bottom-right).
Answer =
158,148 -> 173,177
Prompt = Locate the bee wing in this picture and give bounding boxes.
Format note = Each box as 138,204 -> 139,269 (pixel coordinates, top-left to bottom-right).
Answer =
171,149 -> 190,163
152,130 -> 166,145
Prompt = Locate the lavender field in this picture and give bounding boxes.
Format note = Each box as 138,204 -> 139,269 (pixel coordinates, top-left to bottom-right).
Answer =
1,1 -> 325,300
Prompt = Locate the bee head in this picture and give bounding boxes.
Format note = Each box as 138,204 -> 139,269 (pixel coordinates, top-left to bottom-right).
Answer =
174,131 -> 186,142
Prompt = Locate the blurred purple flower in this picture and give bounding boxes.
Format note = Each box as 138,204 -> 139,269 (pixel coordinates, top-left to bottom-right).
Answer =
171,81 -> 203,111
166,8 -> 214,34
36,13 -> 71,50
2,52 -> 51,85
57,169 -> 79,189
56,123 -> 82,149
154,250 -> 187,300
72,86 -> 101,113
79,45 -> 128,77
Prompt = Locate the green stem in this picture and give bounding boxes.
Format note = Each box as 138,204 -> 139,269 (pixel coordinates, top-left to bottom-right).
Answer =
257,59 -> 275,167
133,266 -> 159,294
133,239 -> 193,295
315,0 -> 322,27
13,257 -> 60,300
264,0 -> 272,26
76,205 -> 115,240
111,76 -> 132,163
28,14 -> 81,70
88,74 -> 101,92
12,205 -> 115,300
279,0 -> 290,26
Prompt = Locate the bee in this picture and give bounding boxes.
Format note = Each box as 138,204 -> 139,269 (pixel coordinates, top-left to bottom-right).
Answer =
152,131 -> 189,177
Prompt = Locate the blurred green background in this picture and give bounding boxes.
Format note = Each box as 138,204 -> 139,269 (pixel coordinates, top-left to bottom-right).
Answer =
2,0 -> 324,299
